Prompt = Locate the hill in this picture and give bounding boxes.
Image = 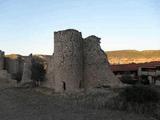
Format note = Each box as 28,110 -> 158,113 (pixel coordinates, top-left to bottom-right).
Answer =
5,54 -> 22,59
5,50 -> 160,65
106,50 -> 160,64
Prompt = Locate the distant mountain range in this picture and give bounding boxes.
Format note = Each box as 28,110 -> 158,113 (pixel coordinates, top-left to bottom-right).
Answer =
106,50 -> 160,64
5,50 -> 160,65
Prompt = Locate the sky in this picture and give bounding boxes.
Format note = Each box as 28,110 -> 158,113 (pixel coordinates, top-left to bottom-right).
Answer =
0,0 -> 160,55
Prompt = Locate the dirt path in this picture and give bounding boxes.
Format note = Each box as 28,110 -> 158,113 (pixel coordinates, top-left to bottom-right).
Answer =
0,88 -> 156,120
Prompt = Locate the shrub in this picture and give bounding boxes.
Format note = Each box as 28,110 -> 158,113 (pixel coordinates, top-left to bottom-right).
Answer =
140,75 -> 150,85
120,73 -> 138,85
31,56 -> 46,85
12,72 -> 22,82
119,85 -> 159,103
107,85 -> 160,118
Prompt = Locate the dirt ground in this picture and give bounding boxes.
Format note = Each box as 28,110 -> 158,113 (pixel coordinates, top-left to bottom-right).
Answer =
0,87 -> 157,120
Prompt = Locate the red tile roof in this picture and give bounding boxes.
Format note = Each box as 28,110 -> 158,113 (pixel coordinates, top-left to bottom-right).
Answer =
111,61 -> 160,72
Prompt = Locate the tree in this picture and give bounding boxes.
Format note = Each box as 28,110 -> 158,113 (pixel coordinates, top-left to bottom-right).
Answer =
31,56 -> 46,86
120,72 -> 138,85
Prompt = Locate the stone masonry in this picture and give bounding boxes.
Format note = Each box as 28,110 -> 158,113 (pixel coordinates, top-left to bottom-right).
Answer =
21,54 -> 32,84
5,56 -> 24,79
0,50 -> 16,88
0,50 -> 5,70
83,36 -> 120,88
42,29 -> 121,92
0,29 -> 121,91
54,29 -> 83,92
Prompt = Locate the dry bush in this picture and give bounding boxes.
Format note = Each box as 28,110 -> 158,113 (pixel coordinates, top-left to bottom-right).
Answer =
64,86 -> 160,119
106,85 -> 160,119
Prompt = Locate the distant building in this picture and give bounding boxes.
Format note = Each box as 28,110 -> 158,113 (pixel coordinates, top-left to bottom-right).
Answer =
111,61 -> 160,85
138,65 -> 160,85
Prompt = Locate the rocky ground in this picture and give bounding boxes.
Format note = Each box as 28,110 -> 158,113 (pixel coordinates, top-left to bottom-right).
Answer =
0,86 -> 157,120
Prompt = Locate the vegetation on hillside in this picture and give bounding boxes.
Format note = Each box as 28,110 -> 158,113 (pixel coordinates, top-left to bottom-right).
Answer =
5,54 -> 21,59
106,50 -> 160,64
106,50 -> 160,59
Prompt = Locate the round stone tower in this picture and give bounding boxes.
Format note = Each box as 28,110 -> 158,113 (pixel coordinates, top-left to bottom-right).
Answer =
0,50 -> 5,70
54,29 -> 83,92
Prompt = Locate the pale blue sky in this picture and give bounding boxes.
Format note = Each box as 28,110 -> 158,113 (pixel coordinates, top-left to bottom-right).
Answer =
0,0 -> 160,55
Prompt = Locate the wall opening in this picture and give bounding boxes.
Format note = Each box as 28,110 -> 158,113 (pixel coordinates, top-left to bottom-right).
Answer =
79,80 -> 84,88
62,81 -> 66,91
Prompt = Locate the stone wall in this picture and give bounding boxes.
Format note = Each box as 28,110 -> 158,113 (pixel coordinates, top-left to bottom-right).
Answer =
0,70 -> 11,80
0,51 -> 17,88
5,58 -> 20,74
0,50 -> 5,70
83,36 -> 120,88
5,56 -> 24,80
0,69 -> 17,88
54,29 -> 83,92
21,55 -> 32,84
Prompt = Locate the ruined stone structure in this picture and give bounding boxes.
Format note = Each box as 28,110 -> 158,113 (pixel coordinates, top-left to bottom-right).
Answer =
0,50 -> 17,88
42,29 -> 121,92
5,56 -> 24,80
54,30 -> 83,92
0,50 -> 5,70
83,36 -> 120,88
0,50 -> 8,79
0,70 -> 12,80
21,54 -> 32,84
0,29 -> 121,91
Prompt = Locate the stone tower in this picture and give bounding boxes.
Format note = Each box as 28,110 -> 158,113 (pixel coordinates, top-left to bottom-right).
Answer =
42,29 -> 122,92
0,50 -> 5,70
54,29 -> 83,92
83,36 -> 121,88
